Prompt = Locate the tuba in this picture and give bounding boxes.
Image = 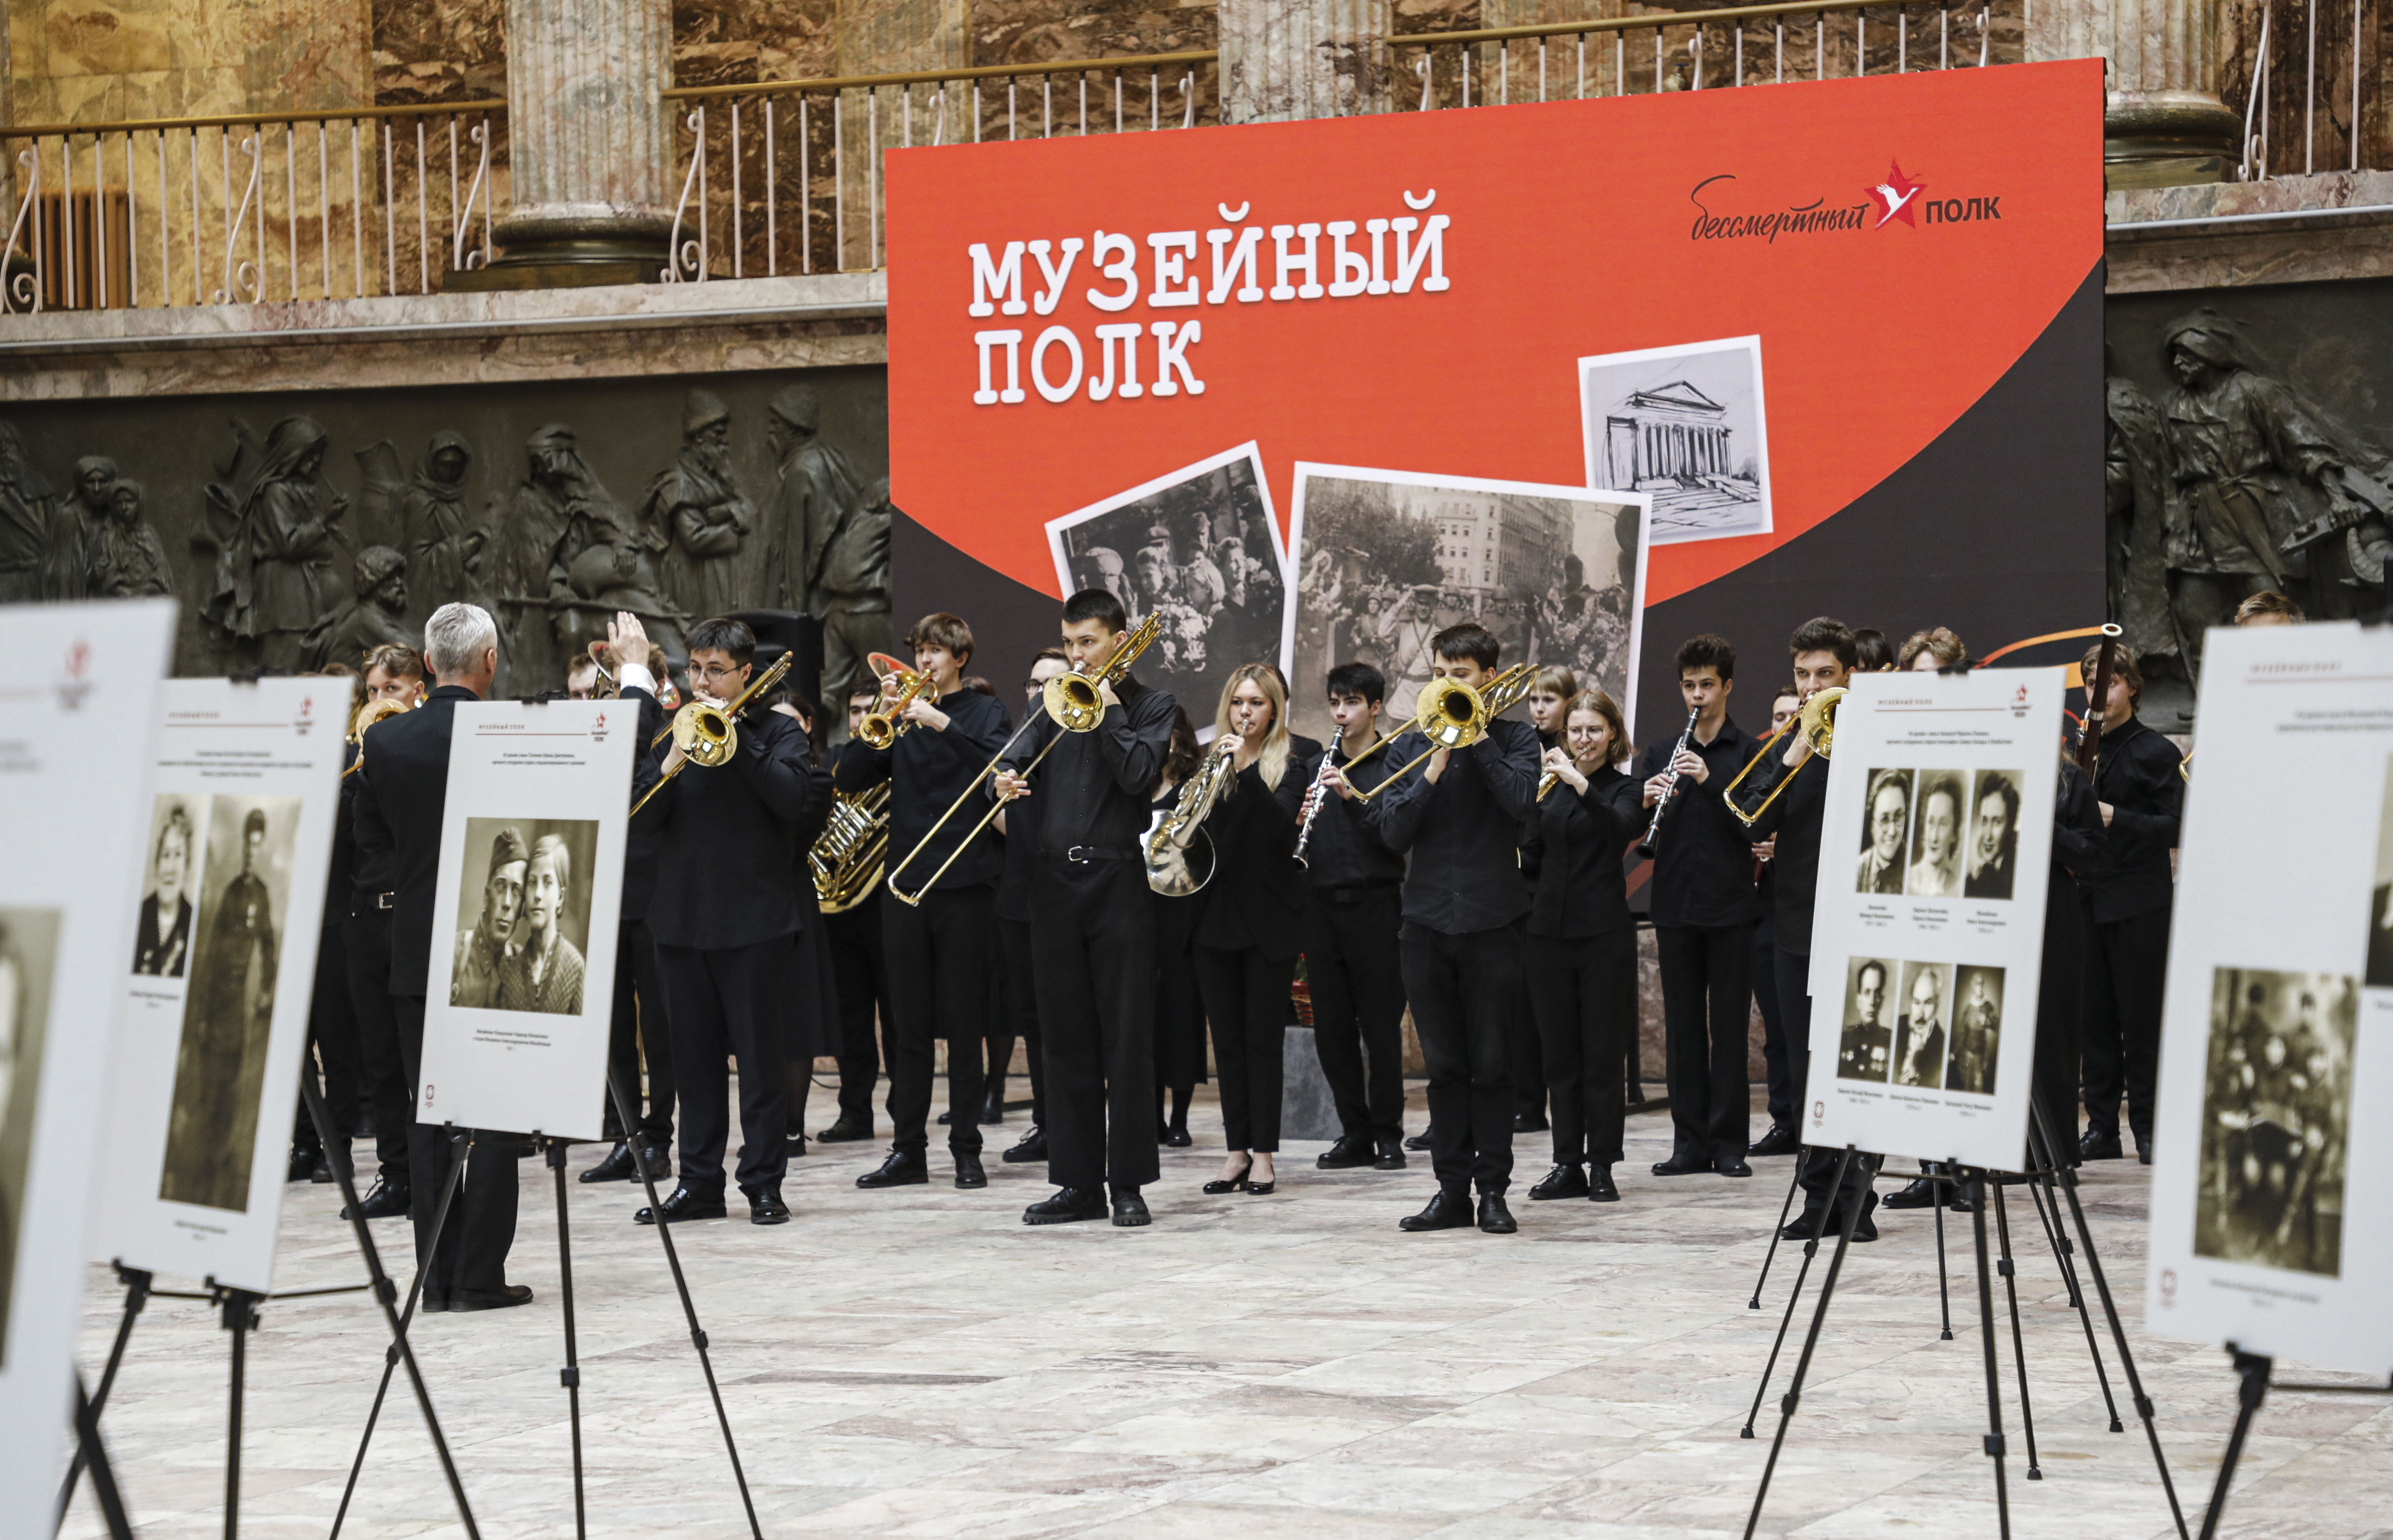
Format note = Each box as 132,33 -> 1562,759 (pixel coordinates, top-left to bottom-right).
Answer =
1144,744 -> 1235,895
1722,686 -> 1844,830
1347,663 -> 1538,802
810,782 -> 891,913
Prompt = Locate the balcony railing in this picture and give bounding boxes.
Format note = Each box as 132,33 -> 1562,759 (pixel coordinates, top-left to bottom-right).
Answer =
0,100 -> 504,313
2231,0 -> 2384,179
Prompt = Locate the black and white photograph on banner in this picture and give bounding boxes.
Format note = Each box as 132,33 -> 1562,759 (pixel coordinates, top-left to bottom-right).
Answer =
132,795 -> 198,978
1905,769 -> 1966,898
1856,767 -> 1911,895
1576,335 -> 1771,545
2194,968 -> 2355,1278
450,817 -> 598,1016
2369,753 -> 2393,990
1946,964 -> 2006,1095
1045,443 -> 1288,731
1891,960 -> 1951,1088
158,794 -> 300,1212
0,908 -> 58,1365
1962,769 -> 2024,901
1836,956 -> 1895,1083
1283,463 -> 1649,745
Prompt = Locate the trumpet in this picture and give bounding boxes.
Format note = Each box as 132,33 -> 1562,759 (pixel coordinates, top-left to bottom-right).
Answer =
886,612 -> 1163,905
1347,663 -> 1538,803
1721,686 -> 1845,830
811,782 -> 891,913
1635,707 -> 1700,857
341,695 -> 414,778
855,652 -> 929,750
630,650 -> 793,816
1146,741 -> 1236,895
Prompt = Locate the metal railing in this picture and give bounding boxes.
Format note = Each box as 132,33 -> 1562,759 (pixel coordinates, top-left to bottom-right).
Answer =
2232,0 -> 2383,180
0,100 -> 504,313
659,53 -> 1217,281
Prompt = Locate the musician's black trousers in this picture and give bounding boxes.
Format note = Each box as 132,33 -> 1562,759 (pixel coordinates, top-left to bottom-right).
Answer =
344,909 -> 411,1187
392,996 -> 519,1297
1032,860 -> 1159,1192
1195,944 -> 1295,1153
1526,928 -> 1636,1167
295,921 -> 361,1155
825,903 -> 890,1123
657,937 -> 794,1194
601,918 -> 672,1142
994,917 -> 1047,1127
1303,887 -> 1408,1148
1753,915 -> 1796,1128
1656,921 -> 1755,1164
2080,901 -> 2170,1151
1509,956 -> 1546,1126
1777,948 -> 1871,1217
882,884 -> 994,1157
1402,921 -> 1518,1196
2034,880 -> 2087,1167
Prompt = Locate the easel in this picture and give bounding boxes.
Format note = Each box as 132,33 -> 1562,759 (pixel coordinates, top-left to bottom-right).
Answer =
2196,1348 -> 2390,1540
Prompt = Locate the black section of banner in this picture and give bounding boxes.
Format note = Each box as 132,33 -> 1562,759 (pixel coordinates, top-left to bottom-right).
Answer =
892,509 -> 1065,695
1633,262 -> 2105,745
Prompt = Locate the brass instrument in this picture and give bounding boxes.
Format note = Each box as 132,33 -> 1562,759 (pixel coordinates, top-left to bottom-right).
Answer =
341,695 -> 413,778
1721,687 -> 1846,830
811,782 -> 891,913
630,650 -> 794,816
585,639 -> 619,697
855,651 -> 929,750
1291,725 -> 1344,867
886,612 -> 1164,905
1348,663 -> 1538,803
1634,707 -> 1700,857
1145,742 -> 1236,895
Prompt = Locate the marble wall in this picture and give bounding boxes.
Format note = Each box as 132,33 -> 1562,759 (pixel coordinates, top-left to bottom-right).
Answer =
7,0 -> 371,122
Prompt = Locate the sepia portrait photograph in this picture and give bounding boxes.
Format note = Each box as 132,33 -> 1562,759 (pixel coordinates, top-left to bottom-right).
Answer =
2369,754 -> 2393,989
451,817 -> 597,1016
1857,768 -> 1912,895
1906,770 -> 1966,898
1836,956 -> 1896,1083
2195,968 -> 2355,1278
1891,960 -> 1953,1089
0,908 -> 58,1366
1284,464 -> 1649,745
159,796 -> 299,1212
1945,965 -> 2006,1095
1046,443 -> 1289,735
1577,335 -> 1771,545
132,794 -> 201,978
1963,770 -> 2024,902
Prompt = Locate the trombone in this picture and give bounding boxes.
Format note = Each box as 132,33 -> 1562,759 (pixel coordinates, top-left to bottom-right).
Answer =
886,612 -> 1162,905
1346,663 -> 1537,802
630,650 -> 794,816
1721,686 -> 1845,830
855,651 -> 929,750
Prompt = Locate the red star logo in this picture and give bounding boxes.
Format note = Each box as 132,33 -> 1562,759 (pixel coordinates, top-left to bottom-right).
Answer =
1866,160 -> 1924,229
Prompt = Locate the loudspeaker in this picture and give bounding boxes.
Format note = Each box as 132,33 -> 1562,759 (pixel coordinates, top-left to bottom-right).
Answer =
726,610 -> 823,712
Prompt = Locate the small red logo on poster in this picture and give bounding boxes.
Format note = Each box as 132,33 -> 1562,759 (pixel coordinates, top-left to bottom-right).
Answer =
57,639 -> 93,710
1867,161 -> 1924,229
1811,1098 -> 1825,1124
592,710 -> 610,740
2159,1267 -> 2177,1304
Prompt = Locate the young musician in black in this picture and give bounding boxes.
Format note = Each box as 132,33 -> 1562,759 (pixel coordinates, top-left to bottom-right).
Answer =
342,643 -> 425,1219
818,680 -> 893,1144
1151,708 -> 1209,1147
1349,622 -> 1539,1234
992,590 -> 1175,1227
1300,662 -> 1409,1171
1522,689 -> 1641,1203
1638,634 -> 1761,1180
629,617 -> 823,1226
840,612 -> 1014,1191
995,648 -> 1069,1163
2075,646 -> 2181,1164
767,688 -> 838,1155
1748,682 -> 1803,1159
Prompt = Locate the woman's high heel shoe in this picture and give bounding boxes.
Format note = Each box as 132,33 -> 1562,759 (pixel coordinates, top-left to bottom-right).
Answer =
1202,1158 -> 1253,1195
1247,1160 -> 1276,1196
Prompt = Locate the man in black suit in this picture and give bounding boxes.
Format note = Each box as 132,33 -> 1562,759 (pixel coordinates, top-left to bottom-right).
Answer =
350,603 -> 527,1311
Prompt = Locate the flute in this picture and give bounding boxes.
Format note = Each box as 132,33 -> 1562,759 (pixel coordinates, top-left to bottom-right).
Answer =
1293,724 -> 1345,867
1634,706 -> 1701,858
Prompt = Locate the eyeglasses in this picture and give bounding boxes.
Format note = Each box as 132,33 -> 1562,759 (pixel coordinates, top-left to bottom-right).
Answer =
691,663 -> 745,683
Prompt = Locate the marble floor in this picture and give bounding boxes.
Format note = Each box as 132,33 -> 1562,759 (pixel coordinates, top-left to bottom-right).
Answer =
60,1089 -> 2391,1540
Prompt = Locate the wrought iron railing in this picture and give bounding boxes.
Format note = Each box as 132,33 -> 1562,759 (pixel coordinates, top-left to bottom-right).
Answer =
0,101 -> 504,313
2231,0 -> 2383,180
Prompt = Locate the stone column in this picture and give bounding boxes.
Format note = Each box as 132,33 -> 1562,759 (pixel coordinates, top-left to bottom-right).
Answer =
2033,0 -> 2241,187
479,0 -> 675,287
1219,0 -> 1393,124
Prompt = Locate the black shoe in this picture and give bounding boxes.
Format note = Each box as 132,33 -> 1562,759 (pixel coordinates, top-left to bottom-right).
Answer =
1651,1153 -> 1710,1176
634,1140 -> 672,1181
1317,1136 -> 1376,1170
2137,1142 -> 2153,1166
857,1148 -> 930,1189
2079,1128 -> 2123,1161
309,1149 -> 340,1185
1589,1165 -> 1619,1203
635,1184 -> 728,1225
1374,1141 -> 1407,1170
1782,1210 -> 1829,1241
345,1178 -> 409,1220
1399,1189 -> 1475,1232
979,1087 -> 1006,1125
1478,1193 -> 1518,1234
446,1284 -> 534,1312
1203,1158 -> 1254,1195
1111,1190 -> 1152,1227
1850,1198 -> 1880,1242
1023,1186 -> 1108,1225
1750,1124 -> 1802,1157
1528,1163 -> 1589,1200
580,1140 -> 638,1183
954,1150 -> 988,1189
937,1110 -> 952,1125
1946,1184 -> 1979,1214
744,1185 -> 790,1225
1002,1126 -> 1048,1163
1717,1157 -> 1754,1178
1246,1179 -> 1276,1196
1884,1175 -> 1939,1209
817,1112 -> 874,1143
289,1146 -> 320,1182
1512,1111 -> 1549,1133
1163,1125 -> 1193,1148
416,1291 -> 446,1315
1404,1129 -> 1434,1152
785,1133 -> 809,1160
354,1111 -> 377,1140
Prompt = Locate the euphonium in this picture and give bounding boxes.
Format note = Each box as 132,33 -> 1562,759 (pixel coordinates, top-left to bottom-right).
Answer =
1144,743 -> 1235,896
1349,662 -> 1538,802
631,650 -> 794,815
855,652 -> 929,750
1721,686 -> 1845,830
811,782 -> 891,913
341,695 -> 413,778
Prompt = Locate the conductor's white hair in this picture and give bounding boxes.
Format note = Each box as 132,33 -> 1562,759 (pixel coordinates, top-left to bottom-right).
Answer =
424,602 -> 497,677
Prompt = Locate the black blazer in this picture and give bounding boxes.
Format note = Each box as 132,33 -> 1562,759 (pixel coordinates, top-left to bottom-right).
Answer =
351,683 -> 479,997
630,688 -> 821,951
1194,736 -> 1315,961
1522,764 -> 1638,939
2079,717 -> 2182,924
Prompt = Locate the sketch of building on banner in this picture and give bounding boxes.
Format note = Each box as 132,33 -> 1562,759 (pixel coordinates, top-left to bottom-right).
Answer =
1580,336 -> 1774,546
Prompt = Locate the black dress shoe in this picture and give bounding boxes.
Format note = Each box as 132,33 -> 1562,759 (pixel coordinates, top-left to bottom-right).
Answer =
1651,1154 -> 1710,1176
1202,1158 -> 1254,1195
937,1109 -> 953,1125
580,1140 -> 638,1183
1163,1125 -> 1193,1148
310,1149 -> 340,1184
289,1146 -> 320,1182
1528,1163 -> 1589,1200
817,1112 -> 874,1143
1589,1165 -> 1619,1202
745,1186 -> 790,1225
2079,1128 -> 2123,1161
2137,1144 -> 2153,1166
446,1284 -> 535,1312
416,1291 -> 447,1314
1512,1111 -> 1549,1133
1781,1210 -> 1829,1241
1399,1189 -> 1475,1232
1478,1193 -> 1519,1234
354,1111 -> 377,1140
1374,1142 -> 1408,1170
1750,1124 -> 1802,1157
856,1148 -> 930,1189
1317,1136 -> 1375,1170
1111,1190 -> 1152,1226
1023,1186 -> 1108,1225
1717,1157 -> 1754,1178
1884,1175 -> 1939,1209
634,1140 -> 672,1181
1002,1126 -> 1048,1163
954,1150 -> 988,1189
1404,1129 -> 1434,1152
785,1133 -> 809,1160
635,1184 -> 729,1225
979,1087 -> 1006,1125
345,1178 -> 410,1220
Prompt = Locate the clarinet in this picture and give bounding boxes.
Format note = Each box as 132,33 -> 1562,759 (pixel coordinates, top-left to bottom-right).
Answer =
1293,724 -> 1345,868
1635,707 -> 1701,858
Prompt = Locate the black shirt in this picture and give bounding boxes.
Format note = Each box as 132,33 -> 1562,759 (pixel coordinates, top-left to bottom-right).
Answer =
351,683 -> 479,996
836,687 -> 1014,893
326,740 -> 358,925
1299,732 -> 1406,890
1364,717 -> 1540,935
2079,717 -> 2179,923
994,738 -> 1045,923
619,684 -> 670,922
1194,738 -> 1315,959
1000,670 -> 1175,860
631,690 -> 822,950
1636,714 -> 1762,930
1738,730 -> 1830,953
1523,763 -> 1638,939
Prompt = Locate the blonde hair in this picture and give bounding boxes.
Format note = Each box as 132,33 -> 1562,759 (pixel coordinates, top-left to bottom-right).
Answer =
1567,689 -> 1633,768
1214,663 -> 1292,790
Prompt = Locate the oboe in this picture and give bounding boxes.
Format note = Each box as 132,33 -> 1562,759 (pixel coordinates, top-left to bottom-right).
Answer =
1293,725 -> 1345,867
1635,707 -> 1700,858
